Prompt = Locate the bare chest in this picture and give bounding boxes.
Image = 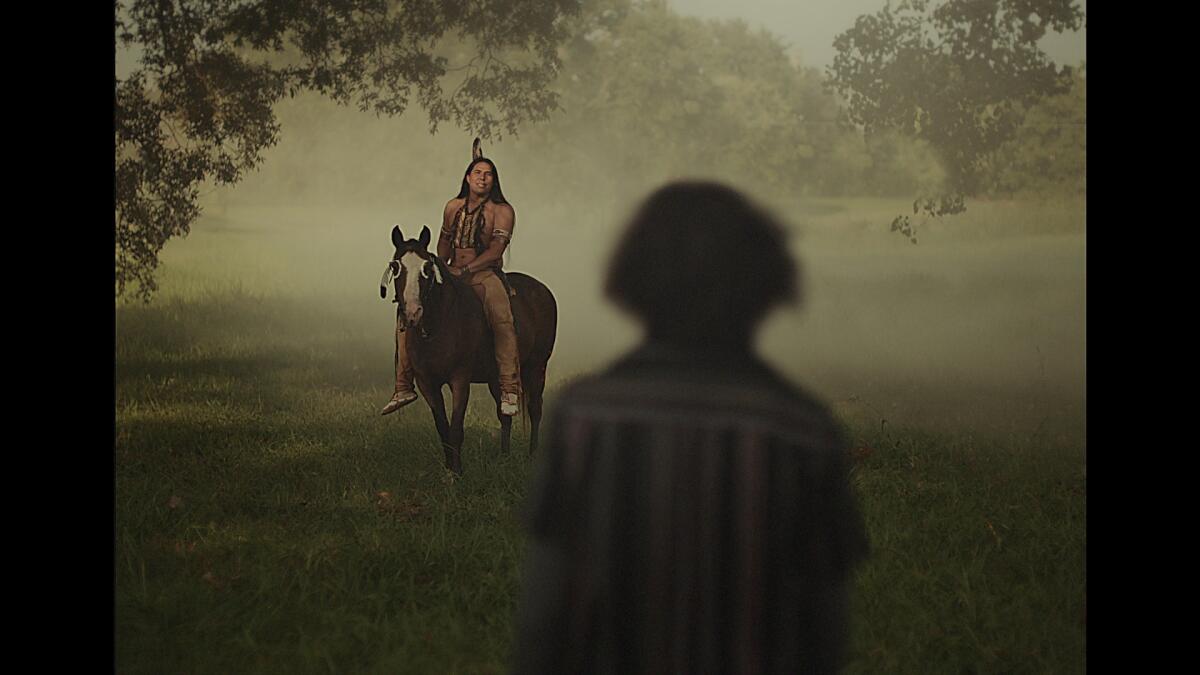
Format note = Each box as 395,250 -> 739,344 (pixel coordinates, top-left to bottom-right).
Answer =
450,201 -> 496,250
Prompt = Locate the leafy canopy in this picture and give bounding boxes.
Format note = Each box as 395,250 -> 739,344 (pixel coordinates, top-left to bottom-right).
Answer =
826,0 -> 1083,240
115,0 -> 579,301
984,62 -> 1085,197
517,0 -> 846,203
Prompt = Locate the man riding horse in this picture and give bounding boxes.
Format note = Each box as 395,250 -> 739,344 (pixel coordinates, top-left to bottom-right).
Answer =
382,139 -> 523,417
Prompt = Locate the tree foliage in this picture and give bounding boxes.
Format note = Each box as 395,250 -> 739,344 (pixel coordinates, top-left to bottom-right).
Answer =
214,0 -> 916,219
827,0 -> 1083,240
514,0 -> 850,205
984,62 -> 1084,197
234,0 -> 952,213
115,0 -> 579,301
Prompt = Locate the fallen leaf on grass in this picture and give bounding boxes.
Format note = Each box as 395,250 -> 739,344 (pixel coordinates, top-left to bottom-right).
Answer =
376,492 -> 424,521
166,495 -> 182,509
201,568 -> 243,590
984,519 -> 1003,548
850,444 -> 875,463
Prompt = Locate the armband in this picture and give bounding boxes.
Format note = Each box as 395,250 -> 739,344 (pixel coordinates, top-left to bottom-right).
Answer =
492,229 -> 512,242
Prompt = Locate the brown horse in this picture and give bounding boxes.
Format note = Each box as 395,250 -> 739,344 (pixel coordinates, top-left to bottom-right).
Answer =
380,225 -> 557,474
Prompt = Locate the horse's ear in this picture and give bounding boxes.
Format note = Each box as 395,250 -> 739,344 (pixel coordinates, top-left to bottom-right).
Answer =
418,225 -> 431,249
472,137 -> 482,160
392,225 -> 404,248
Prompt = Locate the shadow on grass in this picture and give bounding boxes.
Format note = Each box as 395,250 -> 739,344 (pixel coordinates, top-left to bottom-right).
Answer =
116,416 -> 534,674
118,292 -> 394,401
118,353 -> 294,383
118,290 -> 382,355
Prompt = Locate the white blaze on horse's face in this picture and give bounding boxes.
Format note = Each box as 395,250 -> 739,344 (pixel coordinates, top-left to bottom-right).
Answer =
399,251 -> 443,326
400,252 -> 426,326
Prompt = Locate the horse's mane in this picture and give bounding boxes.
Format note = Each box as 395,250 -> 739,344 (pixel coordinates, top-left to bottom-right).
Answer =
427,254 -> 468,293
421,253 -> 480,314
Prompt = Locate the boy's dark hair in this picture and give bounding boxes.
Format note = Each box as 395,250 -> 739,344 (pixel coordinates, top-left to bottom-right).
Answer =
605,181 -> 799,346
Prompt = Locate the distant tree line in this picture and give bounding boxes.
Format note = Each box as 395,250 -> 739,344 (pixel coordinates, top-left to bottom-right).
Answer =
116,0 -> 1085,300
982,63 -> 1085,198
243,0 -> 1084,206
826,0 -> 1084,239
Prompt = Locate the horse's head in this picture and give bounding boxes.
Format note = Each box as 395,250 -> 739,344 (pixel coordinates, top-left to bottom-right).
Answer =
381,225 -> 446,333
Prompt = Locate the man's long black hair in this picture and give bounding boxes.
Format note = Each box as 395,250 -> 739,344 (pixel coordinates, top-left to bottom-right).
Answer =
455,158 -> 510,205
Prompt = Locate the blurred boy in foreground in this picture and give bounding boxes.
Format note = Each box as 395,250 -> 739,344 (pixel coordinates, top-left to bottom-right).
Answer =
513,182 -> 869,674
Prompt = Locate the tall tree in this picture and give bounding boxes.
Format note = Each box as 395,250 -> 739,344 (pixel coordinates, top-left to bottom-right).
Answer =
516,0 -> 849,205
826,0 -> 1083,241
115,0 -> 579,301
984,61 -> 1085,198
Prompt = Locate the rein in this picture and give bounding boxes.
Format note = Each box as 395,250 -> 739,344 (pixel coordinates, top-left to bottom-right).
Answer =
417,265 -> 458,340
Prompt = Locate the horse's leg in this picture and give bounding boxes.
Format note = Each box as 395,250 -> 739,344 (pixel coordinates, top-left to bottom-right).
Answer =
488,379 -> 512,454
417,378 -> 452,465
445,375 -> 471,475
526,364 -> 547,455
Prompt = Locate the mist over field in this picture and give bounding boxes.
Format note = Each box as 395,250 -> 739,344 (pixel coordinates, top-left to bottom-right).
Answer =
137,85 -> 1084,441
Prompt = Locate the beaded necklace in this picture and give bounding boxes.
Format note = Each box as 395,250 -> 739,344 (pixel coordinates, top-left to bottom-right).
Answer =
452,198 -> 487,251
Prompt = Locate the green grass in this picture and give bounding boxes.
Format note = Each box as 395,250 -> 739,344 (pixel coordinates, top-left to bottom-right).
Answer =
117,293 -> 535,674
846,427 -> 1084,673
116,292 -> 1084,674
117,201 -> 1084,673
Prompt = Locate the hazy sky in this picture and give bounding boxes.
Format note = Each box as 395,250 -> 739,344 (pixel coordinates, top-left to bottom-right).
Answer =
667,0 -> 1086,70
116,1 -> 1086,76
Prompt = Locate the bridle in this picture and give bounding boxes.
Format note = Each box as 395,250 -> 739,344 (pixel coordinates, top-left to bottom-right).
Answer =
381,251 -> 451,340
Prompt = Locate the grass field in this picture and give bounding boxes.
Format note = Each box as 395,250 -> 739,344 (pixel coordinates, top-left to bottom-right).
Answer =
116,197 -> 1085,673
